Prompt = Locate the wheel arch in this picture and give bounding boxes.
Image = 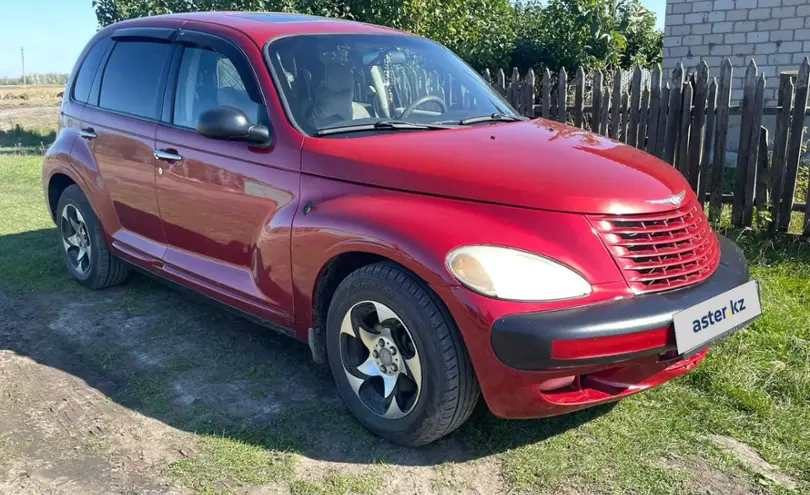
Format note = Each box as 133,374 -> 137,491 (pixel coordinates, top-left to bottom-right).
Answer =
306,249 -> 457,364
47,173 -> 78,221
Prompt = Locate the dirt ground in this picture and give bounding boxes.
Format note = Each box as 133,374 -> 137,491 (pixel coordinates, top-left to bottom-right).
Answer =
0,272 -> 518,494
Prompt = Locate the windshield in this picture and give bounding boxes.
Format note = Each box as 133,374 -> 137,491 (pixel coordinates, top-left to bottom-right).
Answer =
266,34 -> 519,136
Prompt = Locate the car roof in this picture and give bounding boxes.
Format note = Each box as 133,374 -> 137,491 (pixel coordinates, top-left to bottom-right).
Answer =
117,11 -> 408,45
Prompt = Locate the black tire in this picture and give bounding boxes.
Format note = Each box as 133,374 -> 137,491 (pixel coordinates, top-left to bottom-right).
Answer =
56,185 -> 129,289
326,262 -> 480,446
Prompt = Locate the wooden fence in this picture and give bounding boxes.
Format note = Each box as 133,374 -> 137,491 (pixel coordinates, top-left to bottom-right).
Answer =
481,59 -> 810,235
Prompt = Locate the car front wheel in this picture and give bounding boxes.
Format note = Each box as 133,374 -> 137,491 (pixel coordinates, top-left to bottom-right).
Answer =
56,185 -> 129,289
326,262 -> 480,446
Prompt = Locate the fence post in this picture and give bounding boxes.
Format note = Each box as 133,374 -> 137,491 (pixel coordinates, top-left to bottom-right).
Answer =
744,74 -> 766,227
663,63 -> 685,165
628,67 -> 643,147
687,62 -> 710,191
646,65 -> 662,154
638,84 -> 650,150
558,67 -> 568,123
525,69 -> 536,118
698,78 -> 717,207
542,68 -> 551,119
575,66 -> 585,128
732,60 -> 759,228
770,73 -> 794,230
610,71 -> 622,139
593,70 -> 603,134
710,59 -> 733,222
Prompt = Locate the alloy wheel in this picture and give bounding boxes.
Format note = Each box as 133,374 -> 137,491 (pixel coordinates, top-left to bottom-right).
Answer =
60,204 -> 92,275
339,300 -> 422,419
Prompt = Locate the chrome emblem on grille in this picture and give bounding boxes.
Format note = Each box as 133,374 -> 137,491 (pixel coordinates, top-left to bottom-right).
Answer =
647,190 -> 686,207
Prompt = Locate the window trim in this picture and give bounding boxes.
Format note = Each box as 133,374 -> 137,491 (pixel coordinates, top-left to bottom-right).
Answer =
69,36 -> 114,105
160,29 -> 271,133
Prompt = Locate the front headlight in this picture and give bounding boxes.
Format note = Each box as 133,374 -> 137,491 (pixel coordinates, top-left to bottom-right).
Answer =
445,246 -> 591,301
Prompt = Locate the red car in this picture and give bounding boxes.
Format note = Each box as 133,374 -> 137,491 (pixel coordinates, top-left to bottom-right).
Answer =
43,12 -> 762,446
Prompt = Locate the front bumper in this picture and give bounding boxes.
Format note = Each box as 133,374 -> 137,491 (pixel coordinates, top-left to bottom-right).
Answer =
491,234 -> 750,370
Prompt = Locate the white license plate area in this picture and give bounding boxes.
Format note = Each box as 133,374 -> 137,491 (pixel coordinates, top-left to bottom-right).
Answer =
673,280 -> 761,355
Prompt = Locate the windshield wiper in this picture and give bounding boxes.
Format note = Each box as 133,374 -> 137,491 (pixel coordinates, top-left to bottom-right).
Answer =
457,113 -> 527,125
316,120 -> 454,136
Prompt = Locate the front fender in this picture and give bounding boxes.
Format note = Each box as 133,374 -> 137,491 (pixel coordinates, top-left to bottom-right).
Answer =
291,174 -> 624,337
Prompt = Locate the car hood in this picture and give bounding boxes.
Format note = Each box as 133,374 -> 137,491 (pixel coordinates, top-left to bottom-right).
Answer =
301,119 -> 695,215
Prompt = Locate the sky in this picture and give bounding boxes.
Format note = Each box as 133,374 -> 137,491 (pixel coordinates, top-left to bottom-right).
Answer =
0,0 -> 667,78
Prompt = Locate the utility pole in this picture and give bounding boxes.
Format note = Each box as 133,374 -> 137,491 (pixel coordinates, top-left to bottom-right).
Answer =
20,46 -> 26,86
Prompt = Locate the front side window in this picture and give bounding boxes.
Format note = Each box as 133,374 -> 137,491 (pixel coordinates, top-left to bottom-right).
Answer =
99,40 -> 172,119
267,34 -> 518,136
173,46 -> 267,129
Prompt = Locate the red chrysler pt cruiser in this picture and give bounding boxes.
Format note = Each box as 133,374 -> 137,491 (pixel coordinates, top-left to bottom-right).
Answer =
43,12 -> 762,446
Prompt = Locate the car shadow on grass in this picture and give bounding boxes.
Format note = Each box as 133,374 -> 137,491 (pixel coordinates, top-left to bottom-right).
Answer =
0,228 -> 614,467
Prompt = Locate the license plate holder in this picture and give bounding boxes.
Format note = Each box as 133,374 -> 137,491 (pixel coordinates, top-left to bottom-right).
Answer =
673,280 -> 762,355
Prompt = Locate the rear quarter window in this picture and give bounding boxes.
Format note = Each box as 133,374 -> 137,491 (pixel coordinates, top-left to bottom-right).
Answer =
98,40 -> 172,120
72,37 -> 112,104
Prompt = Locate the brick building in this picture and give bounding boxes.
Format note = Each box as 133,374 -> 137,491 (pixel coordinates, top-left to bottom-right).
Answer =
663,0 -> 810,104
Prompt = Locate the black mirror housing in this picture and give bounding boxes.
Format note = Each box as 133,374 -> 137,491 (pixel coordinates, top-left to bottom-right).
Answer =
196,106 -> 272,147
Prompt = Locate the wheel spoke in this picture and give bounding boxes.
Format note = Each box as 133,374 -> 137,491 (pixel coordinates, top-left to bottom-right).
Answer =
340,308 -> 381,351
383,395 -> 406,419
65,234 -> 80,247
344,356 -> 380,394
69,217 -> 81,233
372,301 -> 398,325
403,354 -> 422,387
381,373 -> 397,399
76,247 -> 87,263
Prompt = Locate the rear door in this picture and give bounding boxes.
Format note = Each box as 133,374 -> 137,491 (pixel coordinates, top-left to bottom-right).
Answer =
154,28 -> 300,328
79,28 -> 176,265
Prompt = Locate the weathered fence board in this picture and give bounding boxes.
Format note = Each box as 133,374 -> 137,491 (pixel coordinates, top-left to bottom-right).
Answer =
687,62 -> 709,191
610,71 -> 622,139
676,81 -> 693,178
542,68 -> 551,119
698,78 -> 717,208
558,68 -> 567,123
743,74 -> 766,227
756,126 -> 770,215
770,74 -> 794,230
646,65 -> 662,155
710,60 -> 733,222
628,67 -> 642,147
575,67 -> 585,129
638,86 -> 650,151
782,60 -> 810,231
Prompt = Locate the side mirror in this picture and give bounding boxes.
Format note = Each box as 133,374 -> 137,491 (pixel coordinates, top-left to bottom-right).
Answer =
196,106 -> 272,147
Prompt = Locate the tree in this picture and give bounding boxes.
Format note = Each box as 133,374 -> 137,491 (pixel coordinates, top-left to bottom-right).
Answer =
92,0 -> 662,73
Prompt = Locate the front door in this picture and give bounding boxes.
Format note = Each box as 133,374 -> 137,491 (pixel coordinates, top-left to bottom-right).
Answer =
155,30 -> 300,327
82,36 -> 175,263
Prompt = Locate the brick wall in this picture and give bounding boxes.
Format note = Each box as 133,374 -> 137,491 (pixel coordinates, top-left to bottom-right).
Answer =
663,0 -> 810,104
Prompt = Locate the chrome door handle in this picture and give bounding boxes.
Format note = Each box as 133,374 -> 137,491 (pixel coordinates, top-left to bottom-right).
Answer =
79,128 -> 97,139
153,149 -> 182,162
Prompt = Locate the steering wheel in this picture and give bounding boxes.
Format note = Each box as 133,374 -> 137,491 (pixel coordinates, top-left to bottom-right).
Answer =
398,95 -> 447,119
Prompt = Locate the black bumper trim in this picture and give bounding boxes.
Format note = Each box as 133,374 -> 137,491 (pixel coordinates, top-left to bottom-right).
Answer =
491,235 -> 751,370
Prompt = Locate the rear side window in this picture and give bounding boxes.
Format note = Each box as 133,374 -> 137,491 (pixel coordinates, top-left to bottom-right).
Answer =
72,37 -> 112,103
99,40 -> 172,119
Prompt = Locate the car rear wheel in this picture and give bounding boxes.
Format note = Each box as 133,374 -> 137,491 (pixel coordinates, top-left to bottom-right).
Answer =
326,262 -> 480,446
56,185 -> 129,289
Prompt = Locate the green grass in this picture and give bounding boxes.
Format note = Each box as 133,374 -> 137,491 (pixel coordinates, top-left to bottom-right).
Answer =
2,151 -> 810,494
